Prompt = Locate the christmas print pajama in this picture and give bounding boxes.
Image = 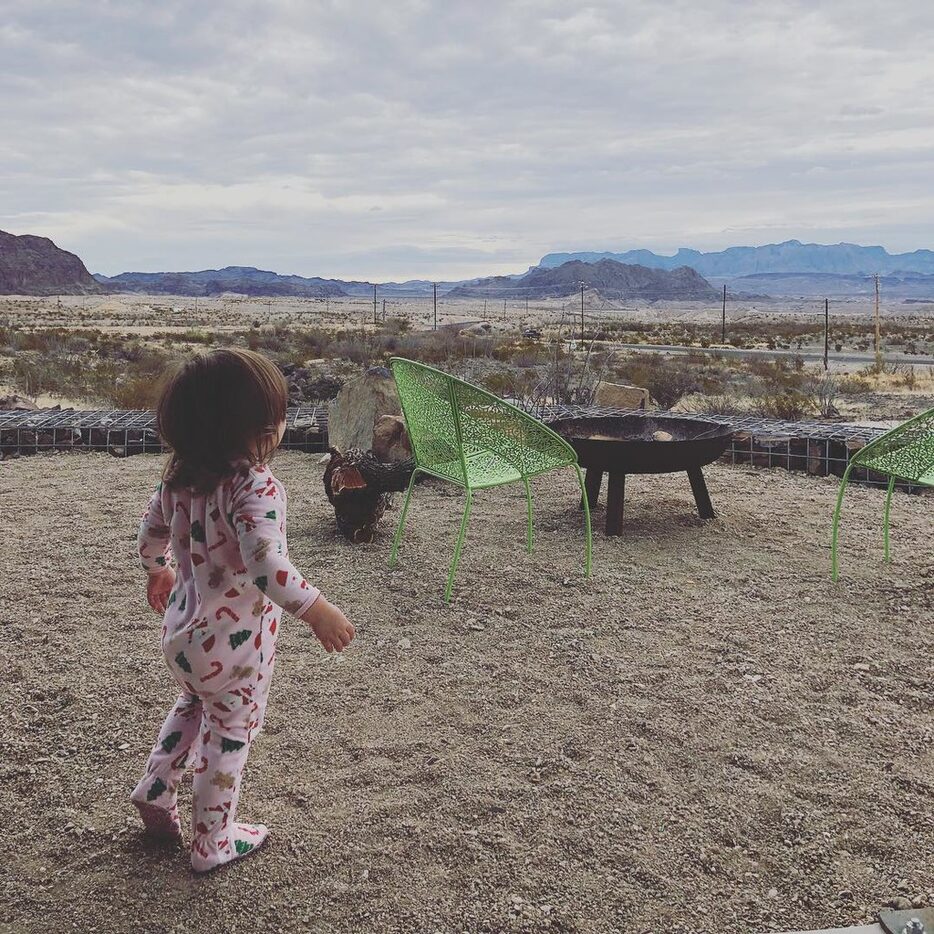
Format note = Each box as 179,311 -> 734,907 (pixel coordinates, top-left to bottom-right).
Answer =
132,465 -> 319,871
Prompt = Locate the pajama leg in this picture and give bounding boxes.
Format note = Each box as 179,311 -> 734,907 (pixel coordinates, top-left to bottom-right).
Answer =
189,687 -> 268,872
130,691 -> 203,840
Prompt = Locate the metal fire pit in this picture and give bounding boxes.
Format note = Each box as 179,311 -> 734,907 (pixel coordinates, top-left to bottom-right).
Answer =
550,415 -> 733,535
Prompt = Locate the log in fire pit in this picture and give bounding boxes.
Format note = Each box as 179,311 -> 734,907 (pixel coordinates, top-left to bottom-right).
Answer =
550,415 -> 733,535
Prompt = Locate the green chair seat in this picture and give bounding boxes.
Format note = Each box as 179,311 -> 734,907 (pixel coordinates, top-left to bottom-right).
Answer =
388,357 -> 592,602
831,406 -> 934,579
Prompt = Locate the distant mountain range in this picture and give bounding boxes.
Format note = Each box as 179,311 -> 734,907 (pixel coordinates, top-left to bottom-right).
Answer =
5,229 -> 934,301
95,267 -> 348,298
540,240 -> 934,277
93,267 -> 473,298
448,259 -> 718,300
0,230 -> 102,295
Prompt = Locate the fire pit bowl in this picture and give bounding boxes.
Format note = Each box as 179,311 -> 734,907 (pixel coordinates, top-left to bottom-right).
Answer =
550,415 -> 732,535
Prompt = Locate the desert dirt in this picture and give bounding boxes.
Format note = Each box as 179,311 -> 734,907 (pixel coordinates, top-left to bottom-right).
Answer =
1,451 -> 933,934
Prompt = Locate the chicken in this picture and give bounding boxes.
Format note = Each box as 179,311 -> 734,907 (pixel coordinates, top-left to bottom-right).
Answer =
322,447 -> 415,544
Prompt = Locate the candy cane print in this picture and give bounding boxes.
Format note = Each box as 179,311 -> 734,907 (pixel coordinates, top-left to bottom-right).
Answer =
201,633 -> 215,652
215,606 -> 239,622
200,660 -> 224,682
208,532 -> 228,553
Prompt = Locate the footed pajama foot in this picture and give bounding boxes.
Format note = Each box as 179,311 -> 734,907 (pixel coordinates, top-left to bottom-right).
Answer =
130,798 -> 183,843
191,822 -> 269,873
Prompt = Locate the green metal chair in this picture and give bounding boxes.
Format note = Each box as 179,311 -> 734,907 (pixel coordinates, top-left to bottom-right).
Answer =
388,357 -> 592,602
831,407 -> 934,580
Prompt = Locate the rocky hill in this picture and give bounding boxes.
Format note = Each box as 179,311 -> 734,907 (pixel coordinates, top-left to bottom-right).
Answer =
95,266 -> 348,298
540,240 -> 934,277
720,271 -> 934,300
448,259 -> 719,300
0,230 -> 103,295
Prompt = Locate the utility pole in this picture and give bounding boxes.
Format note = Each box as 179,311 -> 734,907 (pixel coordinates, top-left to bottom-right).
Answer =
580,281 -> 585,343
874,273 -> 882,368
503,298 -> 507,322
483,298 -> 487,319
432,282 -> 438,331
721,284 -> 727,343
373,284 -> 378,327
823,298 -> 829,371
382,298 -> 386,321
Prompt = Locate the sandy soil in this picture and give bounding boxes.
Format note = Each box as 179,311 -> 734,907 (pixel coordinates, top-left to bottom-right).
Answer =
1,452 -> 933,934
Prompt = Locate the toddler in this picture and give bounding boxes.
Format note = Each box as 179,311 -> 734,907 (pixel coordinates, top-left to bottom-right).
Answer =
130,348 -> 355,872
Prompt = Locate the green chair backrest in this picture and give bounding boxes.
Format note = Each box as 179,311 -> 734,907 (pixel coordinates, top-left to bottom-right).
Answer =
851,407 -> 934,486
390,357 -> 578,484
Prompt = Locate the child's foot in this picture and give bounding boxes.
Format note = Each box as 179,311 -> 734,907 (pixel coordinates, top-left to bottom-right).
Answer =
191,822 -> 269,874
132,800 -> 183,843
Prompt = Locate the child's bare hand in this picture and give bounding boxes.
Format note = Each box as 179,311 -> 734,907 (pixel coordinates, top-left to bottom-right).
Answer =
146,567 -> 176,614
300,597 -> 355,653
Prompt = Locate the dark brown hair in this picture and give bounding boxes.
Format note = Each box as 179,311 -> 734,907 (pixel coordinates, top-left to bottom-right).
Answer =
157,348 -> 288,492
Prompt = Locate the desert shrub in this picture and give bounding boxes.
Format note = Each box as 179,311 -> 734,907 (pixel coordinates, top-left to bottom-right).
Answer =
901,365 -> 917,390
753,390 -> 813,421
806,374 -> 840,418
689,393 -> 749,416
109,374 -> 166,409
613,354 -> 706,409
838,375 -> 871,395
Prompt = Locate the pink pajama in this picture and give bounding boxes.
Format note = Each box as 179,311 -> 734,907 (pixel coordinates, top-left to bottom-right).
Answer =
132,465 -> 319,870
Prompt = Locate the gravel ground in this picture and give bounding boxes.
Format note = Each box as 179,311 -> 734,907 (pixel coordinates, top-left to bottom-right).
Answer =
1,452 -> 932,934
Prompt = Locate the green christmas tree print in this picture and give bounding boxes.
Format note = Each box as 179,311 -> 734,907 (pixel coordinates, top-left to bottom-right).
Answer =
147,777 -> 167,801
190,520 -> 206,543
175,651 -> 192,673
264,510 -> 277,520
229,629 -> 252,650
221,737 -> 245,754
254,576 -> 268,592
161,731 -> 183,753
235,839 -> 255,855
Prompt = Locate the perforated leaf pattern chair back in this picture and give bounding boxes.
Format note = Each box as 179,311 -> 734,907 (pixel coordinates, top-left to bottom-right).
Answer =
388,357 -> 592,602
830,406 -> 934,580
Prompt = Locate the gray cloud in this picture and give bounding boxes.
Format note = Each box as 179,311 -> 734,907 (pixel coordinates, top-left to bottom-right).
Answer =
1,0 -> 933,279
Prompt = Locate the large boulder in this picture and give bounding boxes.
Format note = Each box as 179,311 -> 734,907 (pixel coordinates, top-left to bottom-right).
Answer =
593,380 -> 650,411
0,393 -> 38,411
327,366 -> 404,453
371,415 -> 412,464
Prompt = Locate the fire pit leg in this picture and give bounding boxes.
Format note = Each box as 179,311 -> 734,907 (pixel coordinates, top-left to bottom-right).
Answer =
687,466 -> 715,519
605,472 -> 625,535
583,468 -> 603,509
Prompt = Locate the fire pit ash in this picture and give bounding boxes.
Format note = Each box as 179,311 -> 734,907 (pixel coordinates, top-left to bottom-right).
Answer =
549,414 -> 733,535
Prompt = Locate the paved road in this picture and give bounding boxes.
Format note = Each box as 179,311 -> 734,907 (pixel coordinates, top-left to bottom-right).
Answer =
608,342 -> 934,368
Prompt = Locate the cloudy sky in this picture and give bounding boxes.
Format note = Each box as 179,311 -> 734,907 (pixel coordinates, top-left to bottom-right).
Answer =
2,1 -> 933,280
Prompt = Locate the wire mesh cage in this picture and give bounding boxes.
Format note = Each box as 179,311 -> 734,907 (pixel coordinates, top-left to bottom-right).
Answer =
1,401 -> 924,493
0,405 -> 329,457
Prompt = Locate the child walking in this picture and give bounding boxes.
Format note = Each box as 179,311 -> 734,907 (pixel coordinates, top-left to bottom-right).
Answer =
131,348 -> 355,872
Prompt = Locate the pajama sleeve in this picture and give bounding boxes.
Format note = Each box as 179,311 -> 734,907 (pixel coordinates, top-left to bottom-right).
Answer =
138,485 -> 172,574
231,471 -> 321,618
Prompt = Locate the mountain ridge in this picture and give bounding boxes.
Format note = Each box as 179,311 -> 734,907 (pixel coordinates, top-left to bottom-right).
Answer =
539,240 -> 934,277
0,230 -> 103,295
448,259 -> 719,300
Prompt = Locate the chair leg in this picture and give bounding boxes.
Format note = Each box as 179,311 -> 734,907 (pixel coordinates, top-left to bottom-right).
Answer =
444,490 -> 473,604
523,477 -> 534,554
389,468 -> 419,568
830,463 -> 854,581
883,474 -> 896,563
574,465 -> 593,578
